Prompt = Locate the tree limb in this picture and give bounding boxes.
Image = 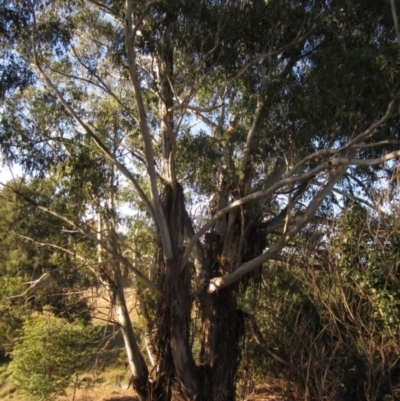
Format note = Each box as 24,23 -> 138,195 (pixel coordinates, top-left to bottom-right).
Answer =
390,0 -> 400,46
0,183 -> 156,290
125,0 -> 173,259
208,165 -> 347,292
31,61 -> 157,226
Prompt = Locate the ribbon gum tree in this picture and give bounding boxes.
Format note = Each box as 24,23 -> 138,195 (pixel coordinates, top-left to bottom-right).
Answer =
1,1 -> 400,400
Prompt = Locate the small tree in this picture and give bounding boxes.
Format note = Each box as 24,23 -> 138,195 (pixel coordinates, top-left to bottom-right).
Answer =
11,314 -> 100,401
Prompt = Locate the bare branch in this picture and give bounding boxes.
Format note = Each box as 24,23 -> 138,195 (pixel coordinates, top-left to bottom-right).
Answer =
125,0 -> 173,259
169,30 -> 311,114
286,96 -> 398,179
9,273 -> 50,299
208,165 -> 347,292
240,90 -> 267,195
191,110 -> 219,130
184,141 -> 400,273
344,94 -> 399,147
330,150 -> 400,166
355,140 -> 400,148
13,232 -> 86,260
332,188 -> 375,210
182,162 -> 329,268
31,61 -> 157,225
391,0 -> 400,46
0,183 -> 156,290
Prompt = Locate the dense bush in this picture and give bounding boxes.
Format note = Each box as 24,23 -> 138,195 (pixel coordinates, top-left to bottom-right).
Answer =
239,203 -> 400,401
11,314 -> 101,401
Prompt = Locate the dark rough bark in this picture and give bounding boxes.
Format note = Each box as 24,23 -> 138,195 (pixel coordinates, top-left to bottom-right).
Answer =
200,287 -> 245,401
196,215 -> 248,401
155,184 -> 199,400
146,185 -> 265,401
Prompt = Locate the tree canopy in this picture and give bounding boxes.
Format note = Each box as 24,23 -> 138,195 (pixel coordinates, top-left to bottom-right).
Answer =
0,1 -> 399,400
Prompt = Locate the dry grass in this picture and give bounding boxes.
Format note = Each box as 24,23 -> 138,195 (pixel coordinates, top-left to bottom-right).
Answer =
0,288 -> 294,401
0,381 -> 17,400
58,383 -> 139,401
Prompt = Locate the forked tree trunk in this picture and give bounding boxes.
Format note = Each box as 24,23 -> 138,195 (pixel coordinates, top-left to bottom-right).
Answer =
138,185 -> 247,401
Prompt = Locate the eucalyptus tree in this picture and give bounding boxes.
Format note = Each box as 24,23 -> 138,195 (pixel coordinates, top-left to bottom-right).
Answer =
0,1 -> 399,400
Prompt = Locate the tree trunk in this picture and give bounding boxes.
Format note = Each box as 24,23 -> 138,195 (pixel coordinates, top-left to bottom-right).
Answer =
154,184 -> 199,400
199,286 -> 244,401
153,187 -> 247,401
114,281 -> 150,400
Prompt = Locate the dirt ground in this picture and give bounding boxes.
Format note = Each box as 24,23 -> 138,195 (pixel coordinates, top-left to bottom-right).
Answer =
57,383 -> 293,401
1,289 -> 294,401
57,289 -> 294,401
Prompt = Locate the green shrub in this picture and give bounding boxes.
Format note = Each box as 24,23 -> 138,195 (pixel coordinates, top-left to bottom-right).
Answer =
10,314 -> 100,401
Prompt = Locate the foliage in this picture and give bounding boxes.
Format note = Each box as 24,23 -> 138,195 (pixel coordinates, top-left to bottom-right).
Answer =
240,201 -> 400,401
10,314 -> 101,401
0,181 -> 93,320
0,180 -> 95,361
0,305 -> 24,362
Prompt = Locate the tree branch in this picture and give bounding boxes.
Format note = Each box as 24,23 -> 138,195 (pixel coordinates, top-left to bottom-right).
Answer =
330,150 -> 400,167
13,232 -> 86,260
332,188 -> 375,210
9,273 -> 50,299
390,0 -> 400,46
31,61 -> 157,226
87,0 -> 119,19
132,0 -> 162,38
169,29 -> 311,114
182,162 -> 330,268
0,183 -> 156,290
125,0 -> 173,259
208,165 -> 347,292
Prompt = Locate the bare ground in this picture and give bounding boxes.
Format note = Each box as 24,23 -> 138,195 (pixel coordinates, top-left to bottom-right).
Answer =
57,382 -> 295,401
1,289 -> 295,401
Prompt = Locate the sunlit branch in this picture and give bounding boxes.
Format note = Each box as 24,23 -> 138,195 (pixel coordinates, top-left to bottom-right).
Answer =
330,150 -> 400,166
182,162 -> 330,268
183,145 -> 400,270
125,0 -> 173,259
9,273 -> 50,299
191,111 -> 218,130
286,98 -> 398,179
208,165 -> 347,292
